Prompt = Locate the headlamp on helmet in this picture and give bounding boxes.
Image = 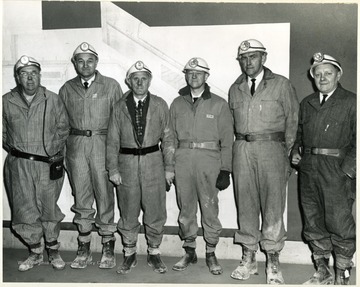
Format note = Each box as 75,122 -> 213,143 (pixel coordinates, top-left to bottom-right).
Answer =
126,61 -> 152,84
15,55 -> 41,73
72,42 -> 98,61
310,52 -> 343,78
183,57 -> 210,74
237,39 -> 267,59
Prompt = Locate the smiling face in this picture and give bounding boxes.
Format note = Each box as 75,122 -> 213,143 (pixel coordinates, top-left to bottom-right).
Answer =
129,71 -> 152,97
17,66 -> 41,96
73,53 -> 98,80
185,70 -> 209,90
313,63 -> 342,94
238,51 -> 266,78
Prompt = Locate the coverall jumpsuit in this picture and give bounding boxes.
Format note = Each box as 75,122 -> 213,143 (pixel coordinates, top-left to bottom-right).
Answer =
228,67 -> 299,252
59,71 -> 123,243
106,92 -> 174,255
294,84 -> 356,270
3,86 -> 69,251
169,84 -> 233,252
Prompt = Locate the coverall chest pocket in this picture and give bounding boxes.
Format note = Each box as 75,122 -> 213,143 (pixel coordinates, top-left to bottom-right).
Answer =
175,112 -> 192,138
230,101 -> 246,128
90,98 -> 110,120
260,99 -> 283,123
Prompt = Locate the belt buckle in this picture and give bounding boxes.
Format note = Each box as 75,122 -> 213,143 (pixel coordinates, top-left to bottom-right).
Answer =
29,156 -> 35,161
85,130 -> 92,137
245,134 -> 251,142
189,142 -> 195,149
137,148 -> 144,156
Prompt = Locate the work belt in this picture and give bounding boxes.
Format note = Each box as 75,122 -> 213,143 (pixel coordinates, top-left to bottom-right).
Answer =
304,147 -> 346,158
178,140 -> 220,151
70,128 -> 108,137
235,132 -> 285,142
120,144 -> 159,156
10,148 -> 58,163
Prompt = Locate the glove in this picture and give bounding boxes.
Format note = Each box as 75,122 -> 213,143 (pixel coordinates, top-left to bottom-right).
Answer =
215,170 -> 230,191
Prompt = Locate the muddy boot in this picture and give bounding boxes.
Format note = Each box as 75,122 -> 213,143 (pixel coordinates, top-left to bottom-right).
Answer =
117,253 -> 137,275
206,252 -> 223,275
99,240 -> 116,269
303,257 -> 333,285
70,241 -> 92,269
335,267 -> 352,285
172,247 -> 197,271
231,247 -> 258,280
148,254 -> 167,274
18,251 -> 43,272
266,252 -> 284,284
48,248 -> 65,270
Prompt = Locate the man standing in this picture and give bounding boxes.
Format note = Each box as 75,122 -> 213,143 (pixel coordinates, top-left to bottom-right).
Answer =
59,42 -> 123,269
229,39 -> 299,284
291,53 -> 356,285
106,61 -> 175,274
3,55 -> 69,271
170,57 -> 233,275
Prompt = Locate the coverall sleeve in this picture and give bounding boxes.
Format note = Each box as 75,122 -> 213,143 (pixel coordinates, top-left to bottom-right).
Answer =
292,102 -> 304,154
218,101 -> 234,172
106,102 -> 122,177
2,99 -> 10,152
54,95 -> 70,152
341,100 -> 356,178
169,102 -> 179,151
160,100 -> 175,172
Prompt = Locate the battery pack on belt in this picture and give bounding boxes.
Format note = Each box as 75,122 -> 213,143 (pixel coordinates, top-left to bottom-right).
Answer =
235,132 -> 285,142
10,149 -> 52,163
120,144 -> 159,156
70,129 -> 108,137
304,147 -> 345,158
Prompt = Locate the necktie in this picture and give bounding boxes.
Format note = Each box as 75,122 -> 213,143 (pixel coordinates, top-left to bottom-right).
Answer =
84,82 -> 89,89
250,78 -> 256,96
135,100 -> 144,140
321,94 -> 328,106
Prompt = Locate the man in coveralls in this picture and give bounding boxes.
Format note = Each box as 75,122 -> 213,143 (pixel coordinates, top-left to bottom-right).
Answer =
106,61 -> 175,274
229,39 -> 299,284
59,42 -> 123,269
3,55 -> 69,271
170,57 -> 234,275
291,53 -> 356,285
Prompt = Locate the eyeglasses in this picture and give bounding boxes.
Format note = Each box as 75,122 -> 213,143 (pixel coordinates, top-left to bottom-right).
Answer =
18,71 -> 40,78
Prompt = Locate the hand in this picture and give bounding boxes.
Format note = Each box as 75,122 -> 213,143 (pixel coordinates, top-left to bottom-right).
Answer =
109,173 -> 122,186
165,171 -> 175,191
216,170 -> 230,191
291,151 -> 302,166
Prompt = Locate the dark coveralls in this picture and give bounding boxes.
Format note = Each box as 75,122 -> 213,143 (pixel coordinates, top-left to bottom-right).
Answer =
59,71 -> 123,243
169,84 -> 233,252
106,91 -> 174,255
294,84 -> 356,269
3,86 -> 69,251
229,67 -> 299,253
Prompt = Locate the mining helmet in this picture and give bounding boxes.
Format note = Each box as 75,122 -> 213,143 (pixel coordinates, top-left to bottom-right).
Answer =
237,39 -> 267,59
310,52 -> 343,77
126,61 -> 152,84
183,57 -> 210,74
72,42 -> 98,61
15,55 -> 41,73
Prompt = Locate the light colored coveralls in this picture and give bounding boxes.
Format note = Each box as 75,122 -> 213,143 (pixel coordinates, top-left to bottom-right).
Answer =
59,71 -> 123,243
3,86 -> 69,250
228,67 -> 299,252
169,84 -> 233,252
106,91 -> 174,255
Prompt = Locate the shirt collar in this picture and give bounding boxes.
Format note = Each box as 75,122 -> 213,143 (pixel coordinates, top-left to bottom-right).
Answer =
81,74 -> 96,86
248,69 -> 264,85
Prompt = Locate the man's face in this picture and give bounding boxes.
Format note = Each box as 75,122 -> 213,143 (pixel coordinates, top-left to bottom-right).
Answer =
73,53 -> 98,80
129,71 -> 151,97
185,70 -> 208,90
313,63 -> 341,94
16,66 -> 41,96
238,51 -> 266,78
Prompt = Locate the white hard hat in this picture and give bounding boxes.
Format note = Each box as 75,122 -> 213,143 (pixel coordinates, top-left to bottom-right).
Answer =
183,57 -> 210,74
72,42 -> 98,60
310,52 -> 343,77
126,61 -> 152,83
237,39 -> 267,59
15,55 -> 41,72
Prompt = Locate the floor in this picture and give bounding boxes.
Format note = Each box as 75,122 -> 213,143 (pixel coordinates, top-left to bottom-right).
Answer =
2,248 -> 357,285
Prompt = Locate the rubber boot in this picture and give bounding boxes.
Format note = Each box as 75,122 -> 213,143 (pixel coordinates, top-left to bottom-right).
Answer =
148,254 -> 167,274
335,267 -> 352,285
18,251 -> 43,272
303,258 -> 333,285
231,247 -> 258,280
48,248 -> 65,270
99,240 -> 116,269
172,247 -> 197,271
206,252 -> 223,275
266,252 -> 285,284
70,241 -> 92,269
117,253 -> 137,275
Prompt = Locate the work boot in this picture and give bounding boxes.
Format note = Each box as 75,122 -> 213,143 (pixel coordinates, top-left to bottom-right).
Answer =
99,240 -> 116,269
117,253 -> 137,275
48,249 -> 65,270
70,241 -> 92,269
231,247 -> 258,280
266,252 -> 285,284
148,254 -> 167,274
335,267 -> 352,285
303,258 -> 333,285
206,252 -> 223,275
172,247 -> 197,271
18,251 -> 43,272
